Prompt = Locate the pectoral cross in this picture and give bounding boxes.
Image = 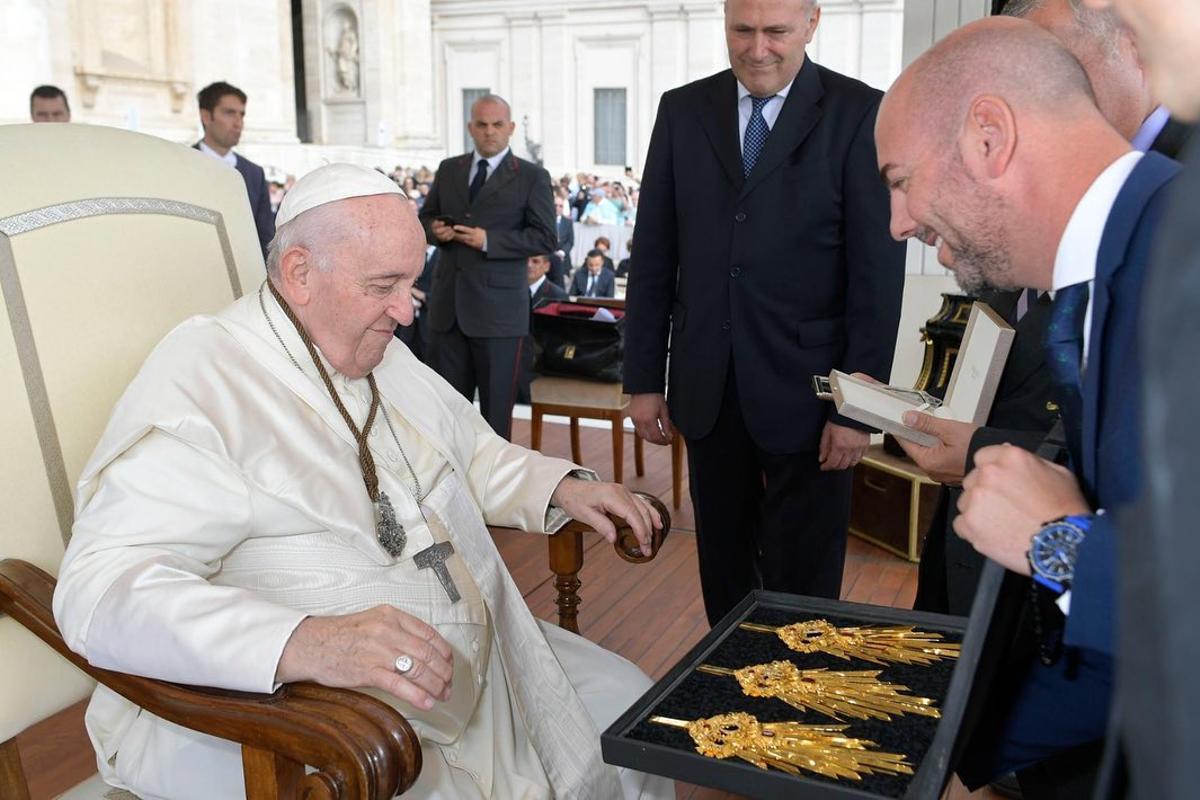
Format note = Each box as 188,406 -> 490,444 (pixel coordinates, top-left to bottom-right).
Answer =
415,541 -> 461,603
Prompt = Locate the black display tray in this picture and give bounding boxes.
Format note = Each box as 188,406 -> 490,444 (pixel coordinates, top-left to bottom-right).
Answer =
602,589 -> 990,799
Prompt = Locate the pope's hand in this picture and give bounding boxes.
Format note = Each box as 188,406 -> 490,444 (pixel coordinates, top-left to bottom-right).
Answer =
895,411 -> 979,485
629,393 -> 674,445
954,444 -> 1091,575
275,606 -> 454,711
551,477 -> 663,556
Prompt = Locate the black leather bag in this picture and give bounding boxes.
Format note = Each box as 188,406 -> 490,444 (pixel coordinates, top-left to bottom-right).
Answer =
532,302 -> 625,383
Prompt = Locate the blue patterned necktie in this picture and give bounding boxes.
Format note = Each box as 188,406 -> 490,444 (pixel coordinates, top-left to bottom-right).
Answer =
469,159 -> 488,202
742,95 -> 774,177
1044,281 -> 1090,465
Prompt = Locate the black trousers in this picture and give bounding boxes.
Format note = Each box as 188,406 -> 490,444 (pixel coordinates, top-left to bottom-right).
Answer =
428,322 -> 523,440
685,370 -> 853,625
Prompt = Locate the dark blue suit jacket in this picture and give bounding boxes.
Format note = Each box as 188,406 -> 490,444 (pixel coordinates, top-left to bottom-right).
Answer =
192,143 -> 275,257
623,58 -> 905,453
990,152 -> 1181,776
569,267 -> 616,298
235,154 -> 276,257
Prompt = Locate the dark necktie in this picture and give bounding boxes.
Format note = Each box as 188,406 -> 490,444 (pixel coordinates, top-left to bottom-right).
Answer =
586,275 -> 595,297
469,159 -> 488,202
1044,281 -> 1090,466
742,95 -> 774,177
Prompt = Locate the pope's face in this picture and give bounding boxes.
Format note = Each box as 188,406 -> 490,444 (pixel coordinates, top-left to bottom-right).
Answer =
876,94 -> 1016,294
1084,0 -> 1200,121
726,0 -> 820,97
302,196 -> 424,378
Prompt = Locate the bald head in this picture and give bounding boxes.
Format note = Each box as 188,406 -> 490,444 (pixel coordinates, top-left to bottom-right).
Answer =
877,16 -> 1131,294
1004,0 -> 1151,139
886,16 -> 1095,147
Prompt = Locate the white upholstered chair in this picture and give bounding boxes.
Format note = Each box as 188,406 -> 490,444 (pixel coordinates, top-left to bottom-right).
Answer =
0,123 -> 421,800
0,124 -> 668,799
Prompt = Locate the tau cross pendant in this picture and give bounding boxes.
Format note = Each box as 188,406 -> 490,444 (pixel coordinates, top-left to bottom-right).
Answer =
375,491 -> 407,557
415,541 -> 461,603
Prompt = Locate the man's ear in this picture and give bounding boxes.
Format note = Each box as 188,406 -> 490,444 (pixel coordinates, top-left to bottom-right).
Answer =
277,246 -> 315,306
199,109 -> 212,130
962,95 -> 1017,181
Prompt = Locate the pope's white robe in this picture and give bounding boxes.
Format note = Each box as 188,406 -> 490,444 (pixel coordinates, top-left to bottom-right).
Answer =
53,288 -> 671,800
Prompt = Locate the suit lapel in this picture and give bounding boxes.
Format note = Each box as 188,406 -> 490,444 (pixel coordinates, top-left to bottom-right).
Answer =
473,151 -> 518,207
1081,153 -> 1179,484
698,71 -> 745,192
443,154 -> 473,213
740,57 -> 824,200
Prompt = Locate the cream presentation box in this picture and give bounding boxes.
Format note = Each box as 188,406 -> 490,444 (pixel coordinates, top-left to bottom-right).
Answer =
817,303 -> 1015,447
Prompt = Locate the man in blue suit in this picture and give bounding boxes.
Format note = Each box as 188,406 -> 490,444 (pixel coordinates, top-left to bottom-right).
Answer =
194,81 -> 276,258
876,16 -> 1180,795
568,250 -> 616,298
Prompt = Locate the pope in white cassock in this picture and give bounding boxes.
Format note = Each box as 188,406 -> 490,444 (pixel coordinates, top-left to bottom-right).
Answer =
52,164 -> 674,800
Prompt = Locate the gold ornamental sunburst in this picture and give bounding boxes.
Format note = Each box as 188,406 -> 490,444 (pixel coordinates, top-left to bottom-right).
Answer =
650,712 -> 913,781
696,660 -> 940,721
740,619 -> 960,666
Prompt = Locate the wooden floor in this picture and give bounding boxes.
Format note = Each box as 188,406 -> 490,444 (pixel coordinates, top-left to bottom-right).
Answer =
15,417 -> 995,800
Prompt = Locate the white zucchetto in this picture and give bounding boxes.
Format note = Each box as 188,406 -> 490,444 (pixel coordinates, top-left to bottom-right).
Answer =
275,163 -> 403,228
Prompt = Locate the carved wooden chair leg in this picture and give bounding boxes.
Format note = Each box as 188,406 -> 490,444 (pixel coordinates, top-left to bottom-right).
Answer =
242,746 -> 303,800
633,430 -> 645,478
531,405 -> 544,452
0,737 -> 31,800
610,410 -> 624,484
569,417 -> 582,464
548,528 -> 584,634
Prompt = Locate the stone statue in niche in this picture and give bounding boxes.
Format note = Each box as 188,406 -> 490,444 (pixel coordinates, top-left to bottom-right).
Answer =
523,115 -> 544,166
327,17 -> 360,95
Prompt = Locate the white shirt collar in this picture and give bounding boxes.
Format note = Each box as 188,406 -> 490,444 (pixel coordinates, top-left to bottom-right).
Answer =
736,77 -> 795,104
1130,106 -> 1171,153
529,275 -> 546,296
471,147 -> 509,178
199,140 -> 237,168
1052,151 -> 1143,292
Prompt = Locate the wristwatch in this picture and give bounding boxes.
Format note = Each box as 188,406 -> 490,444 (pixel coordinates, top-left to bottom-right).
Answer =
1027,514 -> 1092,594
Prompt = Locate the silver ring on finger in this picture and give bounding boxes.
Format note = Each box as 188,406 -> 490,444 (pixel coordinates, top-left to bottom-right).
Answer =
394,654 -> 414,675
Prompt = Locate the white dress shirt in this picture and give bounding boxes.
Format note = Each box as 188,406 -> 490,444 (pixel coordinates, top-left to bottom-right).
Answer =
1051,150 -> 1144,368
468,147 -> 509,189
198,140 -> 237,168
736,78 -> 795,155
529,275 -> 546,297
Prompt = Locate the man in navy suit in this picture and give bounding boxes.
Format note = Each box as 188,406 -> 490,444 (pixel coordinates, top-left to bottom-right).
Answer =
624,0 -> 905,625
568,250 -> 616,298
876,17 -> 1180,794
194,81 -> 275,257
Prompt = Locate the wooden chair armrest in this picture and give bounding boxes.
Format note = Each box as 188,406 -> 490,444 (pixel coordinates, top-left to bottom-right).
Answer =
490,492 -> 672,633
0,559 -> 420,800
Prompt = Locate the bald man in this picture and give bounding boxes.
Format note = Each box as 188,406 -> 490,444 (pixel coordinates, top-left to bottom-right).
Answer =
909,0 -> 1190,618
1083,1 -> 1200,796
877,17 -> 1180,795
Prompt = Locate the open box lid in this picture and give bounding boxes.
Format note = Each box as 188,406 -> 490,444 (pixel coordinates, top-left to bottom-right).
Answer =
826,302 -> 1015,446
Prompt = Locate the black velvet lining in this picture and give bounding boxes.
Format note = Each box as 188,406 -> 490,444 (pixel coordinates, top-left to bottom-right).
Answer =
624,607 -> 964,798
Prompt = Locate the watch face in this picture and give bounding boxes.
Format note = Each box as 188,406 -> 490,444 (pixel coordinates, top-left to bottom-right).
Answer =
1030,520 -> 1087,583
